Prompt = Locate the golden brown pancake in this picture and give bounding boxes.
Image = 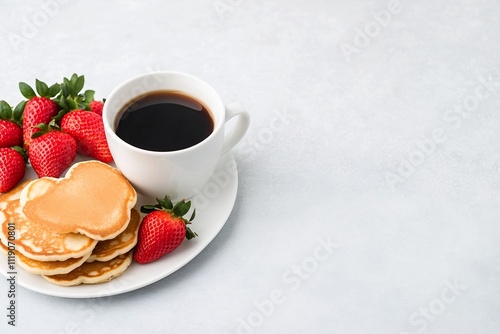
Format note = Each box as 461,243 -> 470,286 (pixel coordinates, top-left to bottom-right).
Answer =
20,160 -> 137,241
0,162 -> 139,287
87,208 -> 141,262
0,191 -> 97,262
0,241 -> 91,275
42,251 -> 133,286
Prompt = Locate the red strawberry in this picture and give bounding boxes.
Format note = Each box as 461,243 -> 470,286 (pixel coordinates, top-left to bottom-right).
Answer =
19,79 -> 61,148
89,100 -> 104,116
0,121 -> 22,147
28,128 -> 77,178
134,196 -> 197,264
0,147 -> 26,193
60,110 -> 113,163
0,100 -> 25,148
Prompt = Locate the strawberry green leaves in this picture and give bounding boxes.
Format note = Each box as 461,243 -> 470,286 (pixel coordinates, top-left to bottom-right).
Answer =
62,73 -> 85,97
12,101 -> 26,124
19,79 -> 60,99
140,195 -> 198,240
0,100 -> 13,121
55,74 -> 95,118
19,82 -> 37,99
0,100 -> 26,125
35,79 -> 61,98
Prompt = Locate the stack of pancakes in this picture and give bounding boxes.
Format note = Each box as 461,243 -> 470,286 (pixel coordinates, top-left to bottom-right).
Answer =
0,161 -> 140,286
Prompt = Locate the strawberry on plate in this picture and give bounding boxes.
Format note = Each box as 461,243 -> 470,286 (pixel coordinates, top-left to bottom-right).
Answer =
60,110 -> 113,163
134,195 -> 198,264
0,100 -> 25,148
0,146 -> 27,193
19,79 -> 61,148
53,74 -> 112,163
28,125 -> 77,178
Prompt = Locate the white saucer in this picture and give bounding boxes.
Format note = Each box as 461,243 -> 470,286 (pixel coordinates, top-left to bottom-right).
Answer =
0,153 -> 238,298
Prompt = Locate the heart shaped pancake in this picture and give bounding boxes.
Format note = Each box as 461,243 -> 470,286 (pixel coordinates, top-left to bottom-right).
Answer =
20,160 -> 137,241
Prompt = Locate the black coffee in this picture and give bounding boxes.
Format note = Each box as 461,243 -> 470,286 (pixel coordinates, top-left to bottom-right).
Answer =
115,91 -> 214,152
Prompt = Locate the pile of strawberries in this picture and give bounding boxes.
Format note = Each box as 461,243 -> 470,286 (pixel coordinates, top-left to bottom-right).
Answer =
0,74 -> 111,193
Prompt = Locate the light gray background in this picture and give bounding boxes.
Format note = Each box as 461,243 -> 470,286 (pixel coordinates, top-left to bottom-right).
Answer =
1,0 -> 499,333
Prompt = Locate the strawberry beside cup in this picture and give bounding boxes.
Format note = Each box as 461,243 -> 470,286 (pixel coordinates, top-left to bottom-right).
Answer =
89,100 -> 104,116
61,110 -> 113,163
56,74 -> 113,163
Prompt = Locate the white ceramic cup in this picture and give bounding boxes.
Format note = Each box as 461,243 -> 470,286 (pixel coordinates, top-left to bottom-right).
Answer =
102,71 -> 250,200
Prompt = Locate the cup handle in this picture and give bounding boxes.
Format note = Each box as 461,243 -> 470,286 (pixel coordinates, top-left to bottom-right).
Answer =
221,103 -> 250,155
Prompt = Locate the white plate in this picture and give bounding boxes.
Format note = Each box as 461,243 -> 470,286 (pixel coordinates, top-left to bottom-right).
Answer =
0,153 -> 238,298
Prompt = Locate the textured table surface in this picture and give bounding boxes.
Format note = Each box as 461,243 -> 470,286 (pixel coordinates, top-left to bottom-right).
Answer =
1,0 -> 499,333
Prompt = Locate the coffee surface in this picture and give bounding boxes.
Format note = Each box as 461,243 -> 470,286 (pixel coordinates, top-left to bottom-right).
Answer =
115,91 -> 214,152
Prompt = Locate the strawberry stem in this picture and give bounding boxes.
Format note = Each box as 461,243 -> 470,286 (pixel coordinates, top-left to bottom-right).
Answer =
31,122 -> 60,139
